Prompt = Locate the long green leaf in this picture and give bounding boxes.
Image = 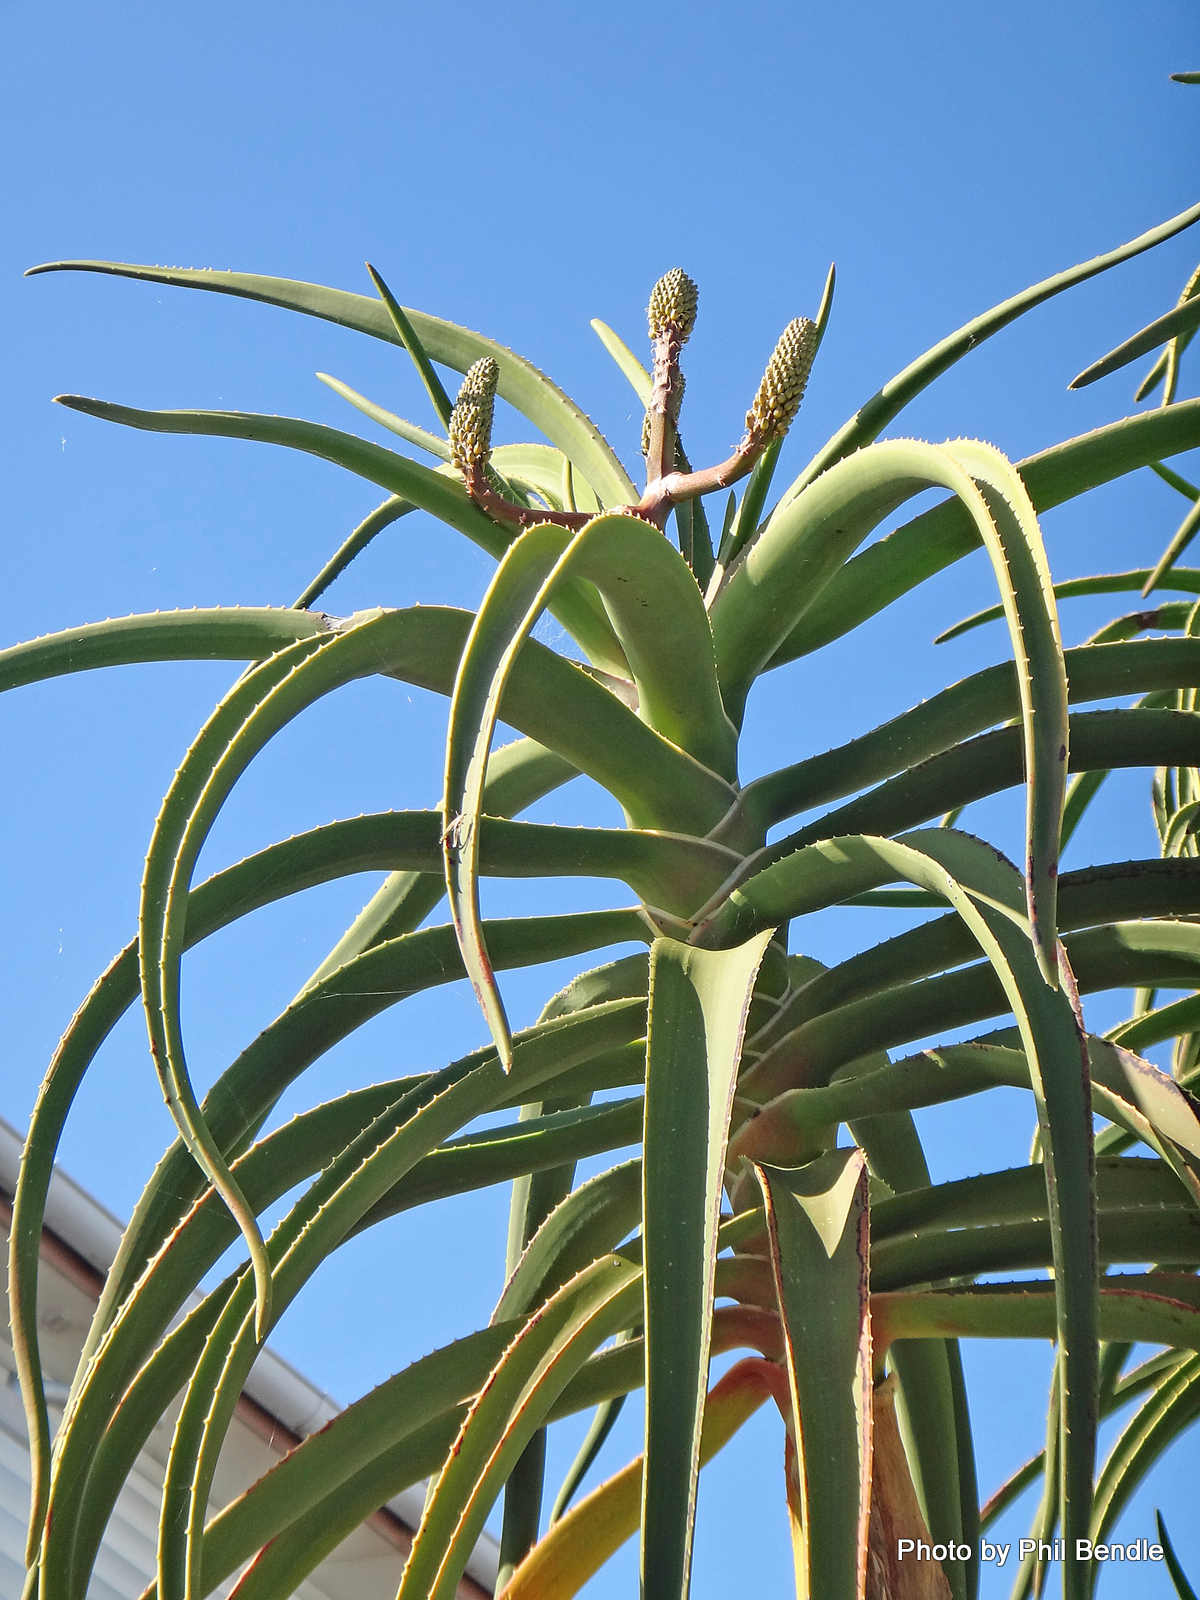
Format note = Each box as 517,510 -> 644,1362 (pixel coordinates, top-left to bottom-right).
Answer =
293,494 -> 413,609
751,705 -> 1199,858
941,438 -> 1069,983
1144,498 -> 1200,595
934,569 -> 1200,645
364,261 -> 455,427
741,634 -> 1200,835
590,318 -> 652,404
755,1150 -> 872,1600
316,370 -> 451,457
746,856 -> 1200,1069
1157,1512 -> 1200,1600
775,197 -> 1200,507
1070,295 -> 1200,389
30,259 -> 639,505
640,929 -> 774,1600
496,1160 -> 643,1323
141,634 -> 336,1334
714,438 -> 999,710
736,919 -> 1200,1112
702,828 -> 1098,1586
55,393 -> 510,548
873,1280 -> 1200,1352
397,1253 -> 644,1600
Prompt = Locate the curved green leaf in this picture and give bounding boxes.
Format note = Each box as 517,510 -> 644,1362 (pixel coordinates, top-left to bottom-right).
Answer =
769,399 -> 1200,668
56,393 -> 508,547
443,513 -> 737,1058
141,635 -> 336,1334
52,394 -> 628,672
712,439 -> 1069,979
941,438 -> 1069,982
0,606 -> 332,690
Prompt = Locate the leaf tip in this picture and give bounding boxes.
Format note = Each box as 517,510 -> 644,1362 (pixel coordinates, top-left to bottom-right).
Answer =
253,1280 -> 273,1343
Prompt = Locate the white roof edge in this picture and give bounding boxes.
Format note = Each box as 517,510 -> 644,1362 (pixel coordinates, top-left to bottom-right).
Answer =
0,1115 -> 125,1275
0,1113 -> 500,1589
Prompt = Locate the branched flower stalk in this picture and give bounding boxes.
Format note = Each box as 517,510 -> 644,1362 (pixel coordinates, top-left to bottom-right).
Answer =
449,269 -> 821,551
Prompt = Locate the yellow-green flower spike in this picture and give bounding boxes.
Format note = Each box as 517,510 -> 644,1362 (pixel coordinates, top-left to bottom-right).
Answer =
648,269 -> 699,343
746,317 -> 819,443
449,356 -> 500,473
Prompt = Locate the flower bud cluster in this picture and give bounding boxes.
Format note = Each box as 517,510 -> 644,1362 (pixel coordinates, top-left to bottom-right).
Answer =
648,269 -> 699,343
746,317 -> 819,443
449,356 -> 500,474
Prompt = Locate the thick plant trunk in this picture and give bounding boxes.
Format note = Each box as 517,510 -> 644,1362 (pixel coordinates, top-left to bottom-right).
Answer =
866,1374 -> 952,1600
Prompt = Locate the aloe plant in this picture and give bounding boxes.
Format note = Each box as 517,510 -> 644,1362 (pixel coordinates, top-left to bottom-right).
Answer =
8,193 -> 1200,1600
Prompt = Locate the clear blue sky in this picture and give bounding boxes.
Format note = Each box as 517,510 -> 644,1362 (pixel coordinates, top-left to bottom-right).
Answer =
3,3 -> 1198,1595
